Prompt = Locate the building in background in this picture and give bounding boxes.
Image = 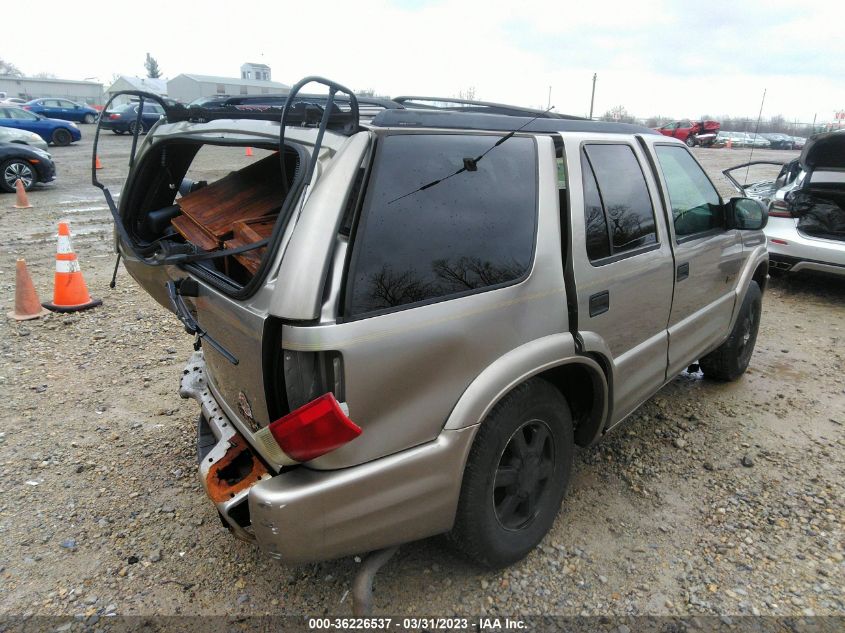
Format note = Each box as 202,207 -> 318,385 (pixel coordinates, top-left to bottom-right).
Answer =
167,73 -> 288,104
106,76 -> 168,107
0,76 -> 103,105
241,62 -> 271,81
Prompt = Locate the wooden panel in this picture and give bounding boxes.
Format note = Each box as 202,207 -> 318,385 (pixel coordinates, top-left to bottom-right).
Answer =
171,214 -> 220,251
175,154 -> 283,242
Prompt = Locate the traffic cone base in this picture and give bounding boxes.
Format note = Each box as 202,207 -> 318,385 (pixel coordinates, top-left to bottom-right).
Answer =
7,259 -> 49,321
43,221 -> 101,313
42,297 -> 102,313
13,179 -> 32,209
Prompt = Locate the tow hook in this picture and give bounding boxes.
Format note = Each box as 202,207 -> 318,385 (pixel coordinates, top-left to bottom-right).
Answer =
351,546 -> 400,616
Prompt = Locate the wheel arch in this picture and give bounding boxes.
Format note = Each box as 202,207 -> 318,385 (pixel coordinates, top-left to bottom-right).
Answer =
443,333 -> 609,448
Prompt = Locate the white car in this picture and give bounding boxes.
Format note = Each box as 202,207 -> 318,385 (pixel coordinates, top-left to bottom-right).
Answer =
724,130 -> 845,277
0,126 -> 50,152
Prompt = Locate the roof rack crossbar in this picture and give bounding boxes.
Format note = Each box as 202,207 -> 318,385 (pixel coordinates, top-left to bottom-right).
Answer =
393,95 -> 581,120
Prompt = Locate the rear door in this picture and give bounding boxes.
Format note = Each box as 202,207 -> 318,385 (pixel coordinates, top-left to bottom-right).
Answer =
567,137 -> 675,424
645,141 -> 744,376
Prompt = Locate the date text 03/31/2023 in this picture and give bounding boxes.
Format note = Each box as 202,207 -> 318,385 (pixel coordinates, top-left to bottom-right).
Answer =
307,617 -> 527,630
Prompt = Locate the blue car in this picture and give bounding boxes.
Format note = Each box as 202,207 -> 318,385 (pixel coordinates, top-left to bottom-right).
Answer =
24,98 -> 99,124
99,102 -> 166,135
0,106 -> 81,146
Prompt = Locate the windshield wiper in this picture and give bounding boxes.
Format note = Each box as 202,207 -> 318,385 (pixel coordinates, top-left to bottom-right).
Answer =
388,106 -> 554,205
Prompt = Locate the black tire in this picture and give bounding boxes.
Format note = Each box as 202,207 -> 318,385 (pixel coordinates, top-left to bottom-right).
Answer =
700,281 -> 762,381
685,135 -> 696,147
128,120 -> 145,136
51,128 -> 72,146
448,378 -> 574,569
83,113 -> 96,124
1,158 -> 36,193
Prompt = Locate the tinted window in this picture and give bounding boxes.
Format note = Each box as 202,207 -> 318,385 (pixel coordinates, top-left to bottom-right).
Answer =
583,144 -> 657,255
581,153 -> 611,260
654,145 -> 723,236
347,134 -> 537,317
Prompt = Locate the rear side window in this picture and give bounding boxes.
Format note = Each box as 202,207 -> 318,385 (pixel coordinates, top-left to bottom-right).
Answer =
346,134 -> 537,317
654,145 -> 722,237
581,144 -> 657,260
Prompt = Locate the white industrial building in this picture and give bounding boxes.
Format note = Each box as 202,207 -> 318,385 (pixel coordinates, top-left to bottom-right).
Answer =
0,76 -> 104,105
106,76 -> 168,106
167,73 -> 288,104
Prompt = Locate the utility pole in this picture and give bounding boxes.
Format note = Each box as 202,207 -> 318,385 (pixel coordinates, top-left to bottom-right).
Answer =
547,85 -> 552,110
589,73 -> 597,119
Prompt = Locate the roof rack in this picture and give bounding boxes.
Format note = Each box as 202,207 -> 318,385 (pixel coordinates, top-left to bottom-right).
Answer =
393,95 -> 580,120
371,108 -> 660,136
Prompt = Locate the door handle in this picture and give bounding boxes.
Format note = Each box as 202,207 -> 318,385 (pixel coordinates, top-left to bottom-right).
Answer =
676,262 -> 690,281
589,290 -> 610,317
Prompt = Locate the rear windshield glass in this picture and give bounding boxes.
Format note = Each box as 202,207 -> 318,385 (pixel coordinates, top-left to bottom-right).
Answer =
346,133 -> 537,317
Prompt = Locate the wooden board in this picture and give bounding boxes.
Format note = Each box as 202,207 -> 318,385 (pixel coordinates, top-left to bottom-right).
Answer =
172,153 -> 283,248
224,215 -> 278,274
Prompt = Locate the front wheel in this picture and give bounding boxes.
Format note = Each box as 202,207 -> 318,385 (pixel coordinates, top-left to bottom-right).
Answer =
448,378 -> 574,569
1,159 -> 36,193
685,135 -> 697,147
83,113 -> 96,124
700,281 -> 762,381
51,128 -> 72,146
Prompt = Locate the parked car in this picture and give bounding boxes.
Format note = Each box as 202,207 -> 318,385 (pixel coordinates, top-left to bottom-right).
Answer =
791,136 -> 807,149
101,80 -> 768,577
724,130 -> 844,277
0,106 -> 81,146
0,126 -> 50,151
98,102 -> 166,135
714,131 -> 750,148
655,119 -> 721,147
0,97 -> 27,106
760,133 -> 795,150
747,133 -> 771,149
0,142 -> 56,193
24,98 -> 99,124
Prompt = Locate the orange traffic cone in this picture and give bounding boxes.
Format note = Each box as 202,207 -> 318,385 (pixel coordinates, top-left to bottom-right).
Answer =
726,138 -> 732,150
245,146 -> 254,157
95,155 -> 103,170
13,179 -> 32,209
7,259 -> 49,321
42,222 -> 102,313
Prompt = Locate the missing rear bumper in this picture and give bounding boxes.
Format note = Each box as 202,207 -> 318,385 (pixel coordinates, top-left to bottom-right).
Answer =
179,350 -> 270,542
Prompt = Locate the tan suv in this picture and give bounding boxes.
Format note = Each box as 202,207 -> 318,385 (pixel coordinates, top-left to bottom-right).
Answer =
95,77 -> 769,571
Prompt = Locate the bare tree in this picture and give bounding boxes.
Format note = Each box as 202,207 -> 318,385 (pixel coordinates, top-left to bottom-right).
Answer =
32,72 -> 57,79
457,87 -> 477,101
0,57 -> 23,77
600,105 -> 636,124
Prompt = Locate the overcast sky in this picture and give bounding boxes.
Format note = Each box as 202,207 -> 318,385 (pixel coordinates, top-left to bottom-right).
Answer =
5,0 -> 843,122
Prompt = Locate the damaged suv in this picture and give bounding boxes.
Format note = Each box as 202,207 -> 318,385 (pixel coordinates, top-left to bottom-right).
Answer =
95,77 -> 769,571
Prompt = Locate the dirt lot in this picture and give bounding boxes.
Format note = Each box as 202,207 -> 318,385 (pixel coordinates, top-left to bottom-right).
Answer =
1,133 -> 843,624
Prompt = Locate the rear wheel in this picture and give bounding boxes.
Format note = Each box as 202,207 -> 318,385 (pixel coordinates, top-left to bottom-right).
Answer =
51,128 -> 72,146
128,120 -> 145,136
685,135 -> 696,147
700,281 -> 762,381
1,159 -> 36,193
448,379 -> 573,569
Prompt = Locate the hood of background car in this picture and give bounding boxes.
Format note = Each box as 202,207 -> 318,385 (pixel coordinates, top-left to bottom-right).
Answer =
801,130 -> 845,170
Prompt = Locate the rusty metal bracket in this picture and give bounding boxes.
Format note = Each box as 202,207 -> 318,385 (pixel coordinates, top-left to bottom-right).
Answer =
351,546 -> 399,616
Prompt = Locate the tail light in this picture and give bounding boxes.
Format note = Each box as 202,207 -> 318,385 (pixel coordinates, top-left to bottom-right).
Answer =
255,393 -> 361,464
23,105 -> 31,110
109,113 -> 121,120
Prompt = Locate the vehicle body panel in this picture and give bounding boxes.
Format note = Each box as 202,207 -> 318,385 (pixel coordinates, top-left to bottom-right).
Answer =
0,106 -> 81,144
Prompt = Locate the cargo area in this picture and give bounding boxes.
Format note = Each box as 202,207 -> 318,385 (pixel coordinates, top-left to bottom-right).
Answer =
121,141 -> 302,287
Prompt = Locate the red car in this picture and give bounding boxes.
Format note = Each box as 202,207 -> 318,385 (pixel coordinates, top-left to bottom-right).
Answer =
655,119 -> 721,147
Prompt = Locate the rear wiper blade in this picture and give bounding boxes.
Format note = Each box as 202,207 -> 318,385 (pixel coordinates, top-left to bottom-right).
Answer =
388,106 -> 554,205
166,279 -> 238,365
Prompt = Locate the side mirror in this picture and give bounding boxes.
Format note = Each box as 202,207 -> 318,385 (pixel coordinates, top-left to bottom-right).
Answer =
728,197 -> 768,231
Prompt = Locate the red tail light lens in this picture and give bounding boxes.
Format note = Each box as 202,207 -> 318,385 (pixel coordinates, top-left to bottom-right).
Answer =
23,106 -> 31,110
109,113 -> 121,120
267,393 -> 361,462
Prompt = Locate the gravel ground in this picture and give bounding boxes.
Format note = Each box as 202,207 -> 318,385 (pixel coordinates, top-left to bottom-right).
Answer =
0,133 -> 843,623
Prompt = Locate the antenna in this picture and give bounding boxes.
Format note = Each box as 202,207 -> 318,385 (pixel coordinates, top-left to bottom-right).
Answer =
743,88 -> 767,186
